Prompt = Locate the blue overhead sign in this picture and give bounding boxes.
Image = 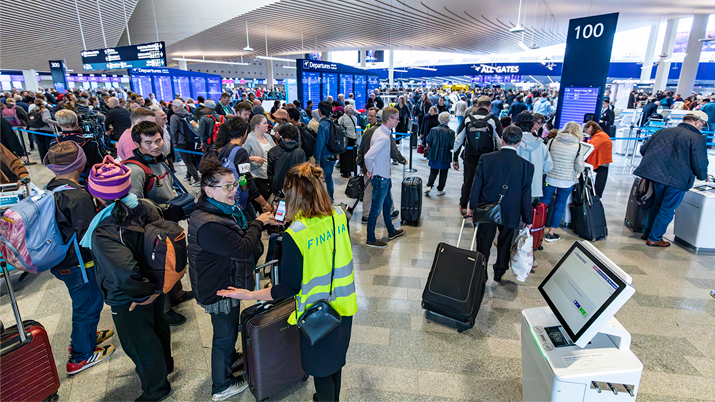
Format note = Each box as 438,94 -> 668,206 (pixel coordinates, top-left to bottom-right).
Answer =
128,67 -> 221,103
297,59 -> 380,108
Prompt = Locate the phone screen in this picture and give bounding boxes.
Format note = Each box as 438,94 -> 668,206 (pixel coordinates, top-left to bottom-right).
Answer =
275,199 -> 286,223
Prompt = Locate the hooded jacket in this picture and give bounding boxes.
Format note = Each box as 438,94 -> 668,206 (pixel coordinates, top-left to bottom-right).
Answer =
532,97 -> 553,116
169,106 -> 192,145
516,133 -> 553,198
267,139 -> 307,196
546,133 -> 585,184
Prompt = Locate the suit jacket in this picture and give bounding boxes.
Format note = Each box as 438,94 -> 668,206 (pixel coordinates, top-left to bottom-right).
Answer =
469,148 -> 534,229
599,108 -> 614,128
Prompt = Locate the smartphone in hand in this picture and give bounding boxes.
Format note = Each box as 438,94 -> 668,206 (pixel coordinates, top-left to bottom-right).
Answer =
275,199 -> 286,223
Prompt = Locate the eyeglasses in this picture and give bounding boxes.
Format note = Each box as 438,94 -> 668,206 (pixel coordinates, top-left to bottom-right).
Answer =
211,181 -> 239,191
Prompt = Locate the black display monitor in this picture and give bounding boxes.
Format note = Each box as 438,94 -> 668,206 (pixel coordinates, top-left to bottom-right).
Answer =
81,42 -> 166,71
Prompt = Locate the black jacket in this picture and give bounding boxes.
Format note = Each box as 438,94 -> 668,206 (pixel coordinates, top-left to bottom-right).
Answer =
1,117 -> 24,156
46,179 -> 96,270
454,108 -> 503,161
599,108 -> 615,128
508,101 -> 528,117
356,124 -> 406,170
469,148 -> 534,230
104,106 -> 131,141
91,200 -> 162,306
639,102 -> 658,126
634,123 -> 709,191
188,197 -> 264,305
267,140 -> 307,195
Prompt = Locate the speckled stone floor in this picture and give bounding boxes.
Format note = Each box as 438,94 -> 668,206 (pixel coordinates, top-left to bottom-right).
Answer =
2,122 -> 714,402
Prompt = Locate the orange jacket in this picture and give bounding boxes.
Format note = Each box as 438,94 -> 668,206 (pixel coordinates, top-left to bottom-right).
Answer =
587,131 -> 613,168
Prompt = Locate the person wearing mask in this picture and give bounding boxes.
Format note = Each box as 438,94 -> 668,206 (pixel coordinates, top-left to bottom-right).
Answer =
169,99 -> 201,185
27,98 -> 58,161
514,112 -> 553,200
314,101 -> 337,199
364,107 -> 406,248
50,110 -> 105,184
189,159 -> 276,401
424,112 -> 455,196
217,162 -> 357,402
215,93 -> 236,118
508,95 -> 527,118
338,104 -> 359,177
540,122 -> 586,243
43,141 -> 115,375
242,114 -> 277,202
80,156 -> 173,402
584,121 -> 613,198
267,124 -> 307,198
116,107 -> 156,160
634,111 -> 709,247
468,126 -> 534,283
198,100 -> 223,147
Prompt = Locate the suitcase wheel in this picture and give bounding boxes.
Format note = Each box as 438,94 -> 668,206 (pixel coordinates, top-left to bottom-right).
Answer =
44,392 -> 59,402
537,245 -> 543,251
302,374 -> 309,382
420,301 -> 426,309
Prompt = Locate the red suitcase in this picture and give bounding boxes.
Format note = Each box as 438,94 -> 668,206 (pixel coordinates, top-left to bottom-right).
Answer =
1,261 -> 60,402
531,202 -> 547,250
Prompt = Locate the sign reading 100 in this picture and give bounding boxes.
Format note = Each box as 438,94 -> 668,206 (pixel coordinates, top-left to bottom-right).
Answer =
574,23 -> 604,39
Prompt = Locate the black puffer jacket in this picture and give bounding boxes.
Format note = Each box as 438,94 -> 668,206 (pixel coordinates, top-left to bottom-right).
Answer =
188,196 -> 264,306
634,123 -> 708,191
267,139 -> 307,196
46,179 -> 96,270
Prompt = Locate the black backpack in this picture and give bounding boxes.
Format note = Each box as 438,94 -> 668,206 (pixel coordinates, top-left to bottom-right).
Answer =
300,126 -> 317,159
326,121 -> 347,155
464,113 -> 496,155
27,108 -> 46,129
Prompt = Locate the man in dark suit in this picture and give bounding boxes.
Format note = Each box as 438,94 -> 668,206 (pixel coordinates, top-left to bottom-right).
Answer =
639,98 -> 658,127
468,126 -> 534,282
599,99 -> 615,136
104,97 -> 131,141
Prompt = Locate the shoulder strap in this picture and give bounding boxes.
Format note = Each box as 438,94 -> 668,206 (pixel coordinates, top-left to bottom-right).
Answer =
499,163 -> 518,202
124,158 -> 155,194
228,144 -> 241,163
162,162 -> 186,195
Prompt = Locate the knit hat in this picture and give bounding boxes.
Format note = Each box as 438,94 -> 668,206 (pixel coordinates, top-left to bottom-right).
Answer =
87,155 -> 132,200
44,141 -> 87,175
252,105 -> 265,116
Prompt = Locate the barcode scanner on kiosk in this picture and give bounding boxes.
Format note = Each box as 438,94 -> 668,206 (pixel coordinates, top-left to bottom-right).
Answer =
521,241 -> 642,401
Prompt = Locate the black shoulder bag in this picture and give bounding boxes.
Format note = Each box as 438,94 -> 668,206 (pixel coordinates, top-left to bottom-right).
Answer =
471,164 -> 516,225
296,214 -> 343,345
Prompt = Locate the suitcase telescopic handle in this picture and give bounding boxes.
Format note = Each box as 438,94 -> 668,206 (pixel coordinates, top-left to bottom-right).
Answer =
456,217 -> 478,251
254,259 -> 279,291
1,261 -> 27,343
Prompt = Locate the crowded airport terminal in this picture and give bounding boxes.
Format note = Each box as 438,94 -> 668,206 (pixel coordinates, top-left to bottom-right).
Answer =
2,1 -> 715,401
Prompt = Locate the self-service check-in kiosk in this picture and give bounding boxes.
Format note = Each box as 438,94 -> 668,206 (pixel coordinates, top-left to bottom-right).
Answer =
674,183 -> 715,254
521,241 -> 642,401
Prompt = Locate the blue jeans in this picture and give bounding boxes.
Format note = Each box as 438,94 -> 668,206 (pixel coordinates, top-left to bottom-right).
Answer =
51,264 -> 103,361
541,184 -> 574,229
457,116 -> 464,127
320,158 -> 335,199
367,176 -> 396,243
210,306 -> 240,394
643,182 -> 686,242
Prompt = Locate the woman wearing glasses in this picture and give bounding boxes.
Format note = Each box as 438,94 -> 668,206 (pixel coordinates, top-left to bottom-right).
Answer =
188,158 -> 277,402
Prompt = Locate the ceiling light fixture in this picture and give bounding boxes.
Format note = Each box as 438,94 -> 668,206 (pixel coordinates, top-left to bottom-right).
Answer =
510,0 -> 526,32
281,65 -> 296,69
699,36 -> 715,42
243,21 -> 253,52
256,56 -> 295,62
392,69 -> 408,73
410,66 -> 437,71
172,57 -> 249,66
518,41 -> 531,51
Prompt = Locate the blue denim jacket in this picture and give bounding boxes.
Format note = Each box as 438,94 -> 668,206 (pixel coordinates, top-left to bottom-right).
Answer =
315,118 -> 335,161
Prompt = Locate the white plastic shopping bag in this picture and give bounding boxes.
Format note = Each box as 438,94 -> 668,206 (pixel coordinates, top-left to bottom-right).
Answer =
510,228 -> 533,282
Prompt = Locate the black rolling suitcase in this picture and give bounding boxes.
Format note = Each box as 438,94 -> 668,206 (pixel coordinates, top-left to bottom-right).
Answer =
570,172 -> 608,241
422,218 -> 487,332
624,177 -> 652,232
401,176 -> 422,225
240,260 -> 307,401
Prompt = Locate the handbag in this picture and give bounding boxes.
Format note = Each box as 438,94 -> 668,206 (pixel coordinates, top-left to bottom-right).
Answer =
296,215 -> 342,345
417,144 -> 425,154
471,165 -> 515,225
345,175 -> 365,199
163,163 -> 197,221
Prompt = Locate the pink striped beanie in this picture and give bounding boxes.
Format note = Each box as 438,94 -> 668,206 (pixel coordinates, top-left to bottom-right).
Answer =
88,155 -> 132,200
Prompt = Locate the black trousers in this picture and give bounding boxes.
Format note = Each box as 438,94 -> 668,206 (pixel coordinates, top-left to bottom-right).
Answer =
314,368 -> 342,402
459,154 -> 481,209
250,178 -> 271,213
163,280 -> 187,313
594,165 -> 609,198
176,143 -> 200,182
111,295 -> 172,401
476,223 -> 516,278
427,168 -> 449,191
339,138 -> 356,177
35,131 -> 55,162
209,307 -> 240,394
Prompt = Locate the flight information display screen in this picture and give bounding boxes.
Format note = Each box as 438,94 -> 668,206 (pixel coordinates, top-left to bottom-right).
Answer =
353,75 -> 367,109
367,76 -> 379,99
207,77 -> 222,101
153,75 -> 173,102
302,72 -> 321,105
559,86 -> 600,129
322,73 -> 337,101
173,76 -> 190,99
191,77 -> 207,100
81,42 -> 166,71
340,74 -> 353,100
130,75 -> 153,98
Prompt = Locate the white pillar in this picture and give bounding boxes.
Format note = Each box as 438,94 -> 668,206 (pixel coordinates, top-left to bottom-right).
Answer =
676,14 -> 709,97
321,52 -> 330,62
388,50 -> 394,89
178,59 -> 188,71
22,69 -> 39,91
654,19 -> 678,92
265,60 -> 275,89
640,23 -> 659,81
360,49 -> 366,67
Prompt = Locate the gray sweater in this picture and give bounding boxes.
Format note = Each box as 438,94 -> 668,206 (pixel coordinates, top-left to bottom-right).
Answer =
128,161 -> 175,204
242,131 -> 276,180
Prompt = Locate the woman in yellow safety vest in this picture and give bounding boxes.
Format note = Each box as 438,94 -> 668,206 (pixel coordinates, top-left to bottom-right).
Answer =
217,162 -> 357,402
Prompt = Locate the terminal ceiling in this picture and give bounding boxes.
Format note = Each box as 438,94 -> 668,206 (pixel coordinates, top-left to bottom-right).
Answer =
1,0 -> 714,72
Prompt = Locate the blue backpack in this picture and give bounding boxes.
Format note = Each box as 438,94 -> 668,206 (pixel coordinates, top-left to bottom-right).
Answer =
221,145 -> 249,210
0,184 -> 88,283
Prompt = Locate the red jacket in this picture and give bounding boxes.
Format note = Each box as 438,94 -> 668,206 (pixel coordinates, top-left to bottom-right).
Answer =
587,130 -> 613,168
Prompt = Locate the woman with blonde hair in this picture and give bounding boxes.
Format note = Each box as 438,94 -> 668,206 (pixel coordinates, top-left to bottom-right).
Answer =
540,121 -> 585,242
218,162 -> 357,402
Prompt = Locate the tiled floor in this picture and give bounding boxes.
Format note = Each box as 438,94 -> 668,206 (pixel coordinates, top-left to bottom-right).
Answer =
2,124 -> 715,402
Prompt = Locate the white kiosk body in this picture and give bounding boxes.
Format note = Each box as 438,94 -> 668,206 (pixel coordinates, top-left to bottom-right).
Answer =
674,183 -> 715,253
521,241 -> 643,402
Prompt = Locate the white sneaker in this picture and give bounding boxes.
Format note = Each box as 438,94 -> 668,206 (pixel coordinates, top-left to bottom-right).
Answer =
174,160 -> 185,166
212,378 -> 248,401
425,186 -> 432,195
190,181 -> 201,187
436,190 -> 446,196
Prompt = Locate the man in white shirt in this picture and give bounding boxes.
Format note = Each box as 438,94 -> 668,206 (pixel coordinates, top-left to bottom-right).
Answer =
364,107 -> 406,248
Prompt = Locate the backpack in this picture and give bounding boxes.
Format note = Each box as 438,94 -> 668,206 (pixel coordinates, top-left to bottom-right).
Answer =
124,158 -> 158,194
142,219 -> 188,293
180,116 -> 200,143
326,121 -> 347,155
0,184 -> 89,282
464,113 -> 496,155
2,105 -> 21,127
27,108 -> 46,129
300,126 -> 317,159
219,145 -> 250,209
206,115 -> 225,146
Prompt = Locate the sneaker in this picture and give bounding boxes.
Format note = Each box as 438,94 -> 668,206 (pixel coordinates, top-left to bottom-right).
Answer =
361,217 -> 368,224
388,229 -> 405,240
391,210 -> 399,220
436,190 -> 446,196
68,329 -> 115,354
164,310 -> 187,326
425,186 -> 432,195
175,160 -> 185,166
544,233 -> 560,243
67,345 -> 115,375
190,181 -> 201,187
366,240 -> 388,248
212,378 -> 248,401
